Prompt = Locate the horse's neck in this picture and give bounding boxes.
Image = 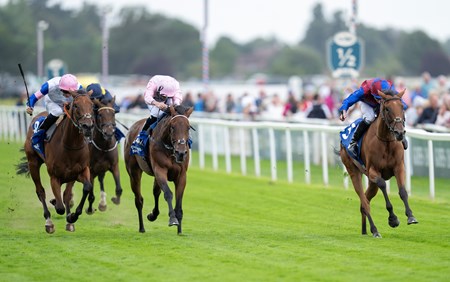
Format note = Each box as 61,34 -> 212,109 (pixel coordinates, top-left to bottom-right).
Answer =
375,116 -> 394,141
61,118 -> 85,144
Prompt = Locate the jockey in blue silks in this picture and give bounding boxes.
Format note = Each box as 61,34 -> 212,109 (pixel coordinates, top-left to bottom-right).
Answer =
338,78 -> 408,157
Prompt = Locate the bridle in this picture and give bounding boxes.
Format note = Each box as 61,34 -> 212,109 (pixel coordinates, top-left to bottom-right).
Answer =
163,114 -> 190,163
64,93 -> 94,133
91,106 -> 119,152
380,96 -> 405,135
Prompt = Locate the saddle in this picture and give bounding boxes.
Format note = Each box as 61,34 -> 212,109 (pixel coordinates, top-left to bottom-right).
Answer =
33,115 -> 65,142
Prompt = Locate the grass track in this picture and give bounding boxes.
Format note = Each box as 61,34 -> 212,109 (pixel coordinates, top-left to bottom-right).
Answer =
1,141 -> 449,281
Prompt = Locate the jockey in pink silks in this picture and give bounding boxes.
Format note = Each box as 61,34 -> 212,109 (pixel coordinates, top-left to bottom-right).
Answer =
130,75 -> 183,156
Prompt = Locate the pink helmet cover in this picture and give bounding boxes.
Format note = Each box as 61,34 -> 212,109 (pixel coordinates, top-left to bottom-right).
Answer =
59,74 -> 78,91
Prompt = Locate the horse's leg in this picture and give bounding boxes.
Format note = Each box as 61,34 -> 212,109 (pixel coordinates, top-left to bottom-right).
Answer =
368,169 -> 399,229
64,182 -> 75,232
29,160 -> 55,234
147,180 -> 161,222
110,164 -> 123,205
67,167 -> 92,224
129,166 -> 145,232
154,168 -> 178,226
174,176 -> 187,235
49,177 -> 65,215
85,176 -> 96,215
394,167 -> 418,225
346,164 -> 380,237
97,172 -> 108,212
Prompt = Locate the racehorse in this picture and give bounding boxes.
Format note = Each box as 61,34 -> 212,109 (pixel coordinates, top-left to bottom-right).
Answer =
65,97 -> 123,214
338,89 -> 418,238
16,89 -> 94,233
124,105 -> 193,234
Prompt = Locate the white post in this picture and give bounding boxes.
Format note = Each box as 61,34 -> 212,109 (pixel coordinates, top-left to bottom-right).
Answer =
303,131 -> 311,184
36,20 -> 48,80
239,128 -> 247,175
198,124 -> 205,169
405,136 -> 412,195
211,126 -> 218,171
321,132 -> 329,186
428,140 -> 435,199
101,7 -> 111,85
252,128 -> 260,177
285,129 -> 293,183
269,128 -> 277,181
224,127 -> 231,173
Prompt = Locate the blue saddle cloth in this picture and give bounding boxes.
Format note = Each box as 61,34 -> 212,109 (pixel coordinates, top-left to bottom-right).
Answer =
339,118 -> 365,165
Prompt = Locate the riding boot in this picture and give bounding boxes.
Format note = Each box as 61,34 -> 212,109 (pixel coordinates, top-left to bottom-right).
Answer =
402,138 -> 408,150
31,114 -> 58,156
348,120 -> 371,157
131,116 -> 157,157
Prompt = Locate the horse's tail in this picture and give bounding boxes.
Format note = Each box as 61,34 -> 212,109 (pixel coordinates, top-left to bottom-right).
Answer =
16,148 -> 30,177
333,145 -> 341,157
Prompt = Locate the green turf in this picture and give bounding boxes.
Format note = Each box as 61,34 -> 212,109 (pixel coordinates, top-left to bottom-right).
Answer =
1,141 -> 449,281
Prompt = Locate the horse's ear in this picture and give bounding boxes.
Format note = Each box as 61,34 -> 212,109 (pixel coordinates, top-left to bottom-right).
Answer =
377,90 -> 387,100
169,106 -> 176,116
87,90 -> 93,97
93,98 -> 102,108
112,96 -> 116,104
185,107 -> 194,118
397,89 -> 406,98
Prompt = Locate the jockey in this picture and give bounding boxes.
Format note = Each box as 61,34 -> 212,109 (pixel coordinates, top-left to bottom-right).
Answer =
86,83 -> 120,113
26,74 -> 82,156
130,75 -> 183,155
338,78 -> 408,157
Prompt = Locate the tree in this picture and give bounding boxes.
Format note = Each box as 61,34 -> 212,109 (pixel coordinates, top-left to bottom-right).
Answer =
269,46 -> 322,76
210,36 -> 239,79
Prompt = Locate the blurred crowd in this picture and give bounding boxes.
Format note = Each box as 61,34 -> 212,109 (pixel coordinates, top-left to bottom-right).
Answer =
109,72 -> 450,131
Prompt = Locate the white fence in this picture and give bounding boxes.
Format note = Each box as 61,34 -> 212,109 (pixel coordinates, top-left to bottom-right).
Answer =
2,105 -> 449,199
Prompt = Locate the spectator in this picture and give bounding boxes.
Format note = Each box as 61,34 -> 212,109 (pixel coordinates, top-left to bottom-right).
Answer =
435,95 -> 450,128
405,96 -> 426,127
225,93 -> 236,113
305,94 -> 332,119
194,92 -> 205,112
420,72 -> 435,99
416,91 -> 440,125
182,91 -> 195,108
283,91 -> 298,117
263,94 -> 284,120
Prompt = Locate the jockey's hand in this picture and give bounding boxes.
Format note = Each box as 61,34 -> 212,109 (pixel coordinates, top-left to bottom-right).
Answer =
154,101 -> 167,110
339,110 -> 347,121
26,107 -> 33,116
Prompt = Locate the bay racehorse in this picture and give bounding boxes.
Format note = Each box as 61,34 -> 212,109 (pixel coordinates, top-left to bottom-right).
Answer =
16,89 -> 94,233
124,105 -> 193,234
339,89 -> 418,238
65,97 -> 123,214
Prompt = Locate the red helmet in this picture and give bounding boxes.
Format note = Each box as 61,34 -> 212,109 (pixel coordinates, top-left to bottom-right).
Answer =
59,74 -> 78,91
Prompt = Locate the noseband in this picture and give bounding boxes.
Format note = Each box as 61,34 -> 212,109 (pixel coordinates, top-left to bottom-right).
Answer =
380,97 -> 405,134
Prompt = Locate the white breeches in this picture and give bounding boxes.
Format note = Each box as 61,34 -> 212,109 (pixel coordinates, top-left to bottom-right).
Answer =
360,102 -> 376,123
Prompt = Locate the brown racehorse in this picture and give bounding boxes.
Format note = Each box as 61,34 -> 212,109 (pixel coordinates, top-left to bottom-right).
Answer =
124,105 -> 193,234
66,97 -> 123,214
16,90 -> 94,233
339,89 -> 418,238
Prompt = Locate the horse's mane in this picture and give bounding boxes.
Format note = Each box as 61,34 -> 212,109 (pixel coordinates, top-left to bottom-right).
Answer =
382,89 -> 398,97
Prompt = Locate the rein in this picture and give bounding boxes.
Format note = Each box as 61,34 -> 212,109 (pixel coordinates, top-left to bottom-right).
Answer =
91,106 -> 119,152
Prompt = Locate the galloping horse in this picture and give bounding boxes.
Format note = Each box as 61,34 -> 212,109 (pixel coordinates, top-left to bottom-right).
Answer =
124,105 -> 193,234
339,89 -> 418,238
65,97 -> 123,214
17,90 -> 94,233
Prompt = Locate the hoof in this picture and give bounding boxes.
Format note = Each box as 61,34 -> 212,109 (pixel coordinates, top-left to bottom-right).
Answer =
147,212 -> 158,222
168,217 -> 179,226
66,223 -> 75,232
45,224 -> 55,234
372,232 -> 382,238
389,216 -> 400,228
111,197 -> 120,205
98,203 -> 107,212
139,228 -> 145,233
67,213 -> 79,224
407,217 -> 419,225
85,208 -> 95,215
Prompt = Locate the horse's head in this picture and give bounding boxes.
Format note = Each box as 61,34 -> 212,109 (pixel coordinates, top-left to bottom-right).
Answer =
93,97 -> 116,140
67,90 -> 95,140
166,105 -> 194,163
377,89 -> 406,141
